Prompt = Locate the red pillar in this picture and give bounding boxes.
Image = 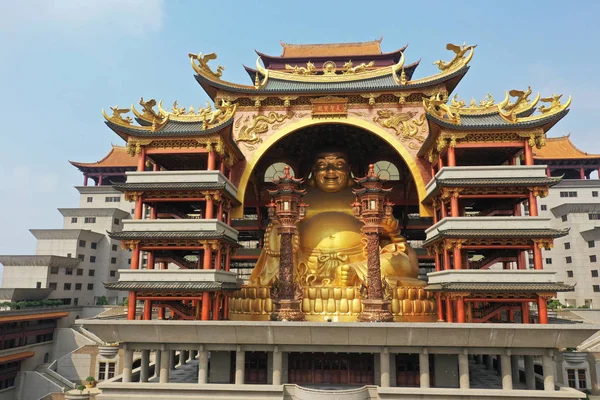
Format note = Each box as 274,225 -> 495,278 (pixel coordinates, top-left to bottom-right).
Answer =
153,162 -> 160,172
437,294 -> 444,322
205,197 -> 214,219
524,141 -> 533,165
434,251 -> 441,272
134,196 -> 143,220
216,246 -> 222,271
546,167 -> 551,177
450,196 -> 459,217
137,148 -> 146,171
440,201 -> 447,219
533,244 -> 543,270
453,248 -> 462,270
201,292 -> 210,320
457,296 -> 465,323
147,250 -> 154,270
83,174 -> 89,186
580,168 -> 586,180
127,291 -> 137,320
447,146 -> 456,167
443,248 -> 451,270
433,205 -> 439,224
98,175 -> 104,186
437,156 -> 443,171
528,192 -> 538,217
446,296 -> 454,323
203,243 -> 212,270
217,201 -> 224,222
521,301 -> 530,324
219,160 -> 225,174
517,251 -> 526,270
225,247 -> 231,272
158,307 -> 165,320
212,294 -> 220,320
513,202 -> 522,216
143,300 -> 152,320
537,296 -> 548,324
150,205 -> 157,220
223,295 -> 229,320
208,151 -> 216,171
131,244 -> 140,270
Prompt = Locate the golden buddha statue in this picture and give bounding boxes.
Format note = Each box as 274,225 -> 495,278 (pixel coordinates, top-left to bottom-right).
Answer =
230,151 -> 436,321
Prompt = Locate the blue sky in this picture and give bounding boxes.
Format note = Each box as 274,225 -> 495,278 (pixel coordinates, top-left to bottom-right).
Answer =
0,0 -> 599,274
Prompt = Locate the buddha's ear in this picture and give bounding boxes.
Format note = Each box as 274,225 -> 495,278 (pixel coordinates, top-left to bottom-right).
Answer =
308,172 -> 315,187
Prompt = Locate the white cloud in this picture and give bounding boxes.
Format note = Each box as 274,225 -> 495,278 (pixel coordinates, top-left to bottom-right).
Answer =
0,0 -> 164,36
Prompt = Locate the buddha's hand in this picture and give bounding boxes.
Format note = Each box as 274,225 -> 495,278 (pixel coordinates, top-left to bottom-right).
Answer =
381,216 -> 405,243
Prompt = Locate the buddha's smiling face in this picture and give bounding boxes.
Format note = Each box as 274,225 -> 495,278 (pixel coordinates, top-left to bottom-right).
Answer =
312,152 -> 350,193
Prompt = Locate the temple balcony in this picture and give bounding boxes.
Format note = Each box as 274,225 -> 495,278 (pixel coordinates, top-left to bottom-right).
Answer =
424,216 -> 568,244
105,269 -> 240,292
424,166 -> 561,201
110,219 -> 239,244
116,170 -> 238,199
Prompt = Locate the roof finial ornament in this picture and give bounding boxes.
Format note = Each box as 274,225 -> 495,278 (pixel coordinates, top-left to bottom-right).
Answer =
189,52 -> 225,79
433,43 -> 476,71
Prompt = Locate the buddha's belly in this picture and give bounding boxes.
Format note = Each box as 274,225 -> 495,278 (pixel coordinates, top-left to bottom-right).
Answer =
299,211 -> 364,253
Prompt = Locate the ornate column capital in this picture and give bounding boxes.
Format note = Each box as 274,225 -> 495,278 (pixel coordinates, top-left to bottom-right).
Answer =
121,240 -> 140,251
443,239 -> 467,250
533,239 -> 553,250
528,186 -> 549,198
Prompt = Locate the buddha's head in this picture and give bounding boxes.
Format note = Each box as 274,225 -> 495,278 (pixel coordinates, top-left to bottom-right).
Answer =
311,152 -> 351,193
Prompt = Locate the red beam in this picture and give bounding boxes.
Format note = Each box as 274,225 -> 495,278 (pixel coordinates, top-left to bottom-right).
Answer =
459,195 -> 526,199
455,142 -> 524,148
462,245 -> 531,249
144,198 -> 206,202
465,298 -> 536,302
146,148 -> 208,154
231,255 -> 259,260
140,246 -> 204,251
138,296 -> 207,301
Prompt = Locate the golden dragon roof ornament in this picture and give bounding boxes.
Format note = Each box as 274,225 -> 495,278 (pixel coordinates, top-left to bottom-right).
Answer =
449,93 -> 500,114
423,93 -> 460,124
157,99 -> 237,127
189,52 -> 225,79
498,87 -> 541,122
433,43 -> 476,71
103,98 -> 170,133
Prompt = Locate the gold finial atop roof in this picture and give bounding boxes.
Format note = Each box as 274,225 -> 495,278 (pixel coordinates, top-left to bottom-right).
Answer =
498,87 -> 541,122
539,94 -> 571,114
423,93 -> 460,124
449,93 -> 497,114
433,43 -> 476,71
103,99 -> 169,132
189,52 -> 225,79
157,99 -> 237,125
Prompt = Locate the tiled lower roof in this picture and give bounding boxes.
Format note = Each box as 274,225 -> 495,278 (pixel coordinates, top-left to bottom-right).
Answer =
427,109 -> 569,130
104,281 -> 239,291
425,282 -> 574,292
113,182 -> 227,191
108,231 -> 239,245
435,177 -> 562,187
424,228 -> 569,246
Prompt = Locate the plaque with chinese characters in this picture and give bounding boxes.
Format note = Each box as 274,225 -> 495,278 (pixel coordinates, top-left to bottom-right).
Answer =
311,96 -> 348,117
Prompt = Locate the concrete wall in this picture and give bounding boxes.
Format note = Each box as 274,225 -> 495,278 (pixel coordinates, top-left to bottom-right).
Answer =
434,354 -> 458,388
0,387 -> 15,400
20,341 -> 54,371
57,345 -> 97,383
53,328 -> 95,360
17,371 -> 63,400
2,265 -> 48,289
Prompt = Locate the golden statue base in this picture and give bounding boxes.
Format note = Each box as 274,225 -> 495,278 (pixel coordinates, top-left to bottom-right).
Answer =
357,299 -> 394,322
270,299 -> 305,321
229,285 -> 437,322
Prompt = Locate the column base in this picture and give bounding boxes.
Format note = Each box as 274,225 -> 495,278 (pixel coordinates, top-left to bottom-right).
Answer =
271,299 -> 305,321
358,299 -> 393,322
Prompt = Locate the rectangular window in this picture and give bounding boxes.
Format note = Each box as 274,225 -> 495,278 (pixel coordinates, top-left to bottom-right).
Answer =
110,257 -> 117,264
567,270 -> 574,278
593,191 -> 599,198
49,282 -> 57,290
64,283 -> 71,290
590,213 -> 600,220
128,259 -> 131,265
540,205 -> 547,211
589,241 -> 596,248
112,244 -> 118,252
76,268 -> 83,276
79,240 -> 86,248
73,298 -> 78,306
578,369 -> 587,389
594,285 -> 600,292
568,369 -> 576,388
565,242 -> 571,250
87,283 -> 94,290
545,258 -> 552,264
592,270 -> 598,278
77,254 -> 85,261
36,282 -> 42,289
71,217 -> 77,223
566,256 -> 573,264
87,197 -> 93,203
560,191 -> 578,198
65,268 -> 73,276
114,218 -> 120,225
90,256 -> 96,263
110,270 -> 116,277
84,217 -> 96,224
107,362 -> 116,379
50,267 -> 59,274
591,255 -> 597,263
89,270 -> 95,277
75,283 -> 82,290
67,253 -> 72,258
98,362 -> 106,381
91,242 -> 97,249
562,215 -> 568,222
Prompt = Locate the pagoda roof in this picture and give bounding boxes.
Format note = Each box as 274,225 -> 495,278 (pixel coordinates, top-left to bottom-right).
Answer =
423,227 -> 569,247
69,145 -> 137,172
425,282 -> 573,292
104,281 -> 239,292
279,38 -> 385,58
533,134 -> 600,160
426,108 -> 569,131
108,230 -> 240,246
0,255 -> 80,268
